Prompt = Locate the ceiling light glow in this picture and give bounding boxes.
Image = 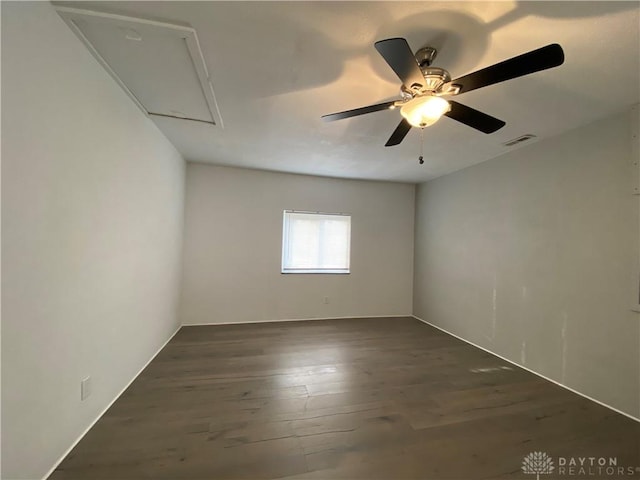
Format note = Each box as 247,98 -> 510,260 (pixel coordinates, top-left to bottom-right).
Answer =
400,96 -> 450,128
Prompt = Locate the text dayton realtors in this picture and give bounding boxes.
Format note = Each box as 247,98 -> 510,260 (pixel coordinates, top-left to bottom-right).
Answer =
557,457 -> 637,477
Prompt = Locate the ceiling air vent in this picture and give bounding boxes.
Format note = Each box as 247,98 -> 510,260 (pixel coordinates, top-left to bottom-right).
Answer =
503,134 -> 537,147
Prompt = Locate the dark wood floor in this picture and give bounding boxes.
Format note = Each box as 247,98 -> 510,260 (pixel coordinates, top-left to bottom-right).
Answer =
51,317 -> 639,479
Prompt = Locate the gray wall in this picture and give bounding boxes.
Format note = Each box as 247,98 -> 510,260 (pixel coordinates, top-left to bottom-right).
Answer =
413,109 -> 640,419
180,164 -> 415,324
1,3 -> 186,478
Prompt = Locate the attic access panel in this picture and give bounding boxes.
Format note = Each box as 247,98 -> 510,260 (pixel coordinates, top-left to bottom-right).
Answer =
56,6 -> 223,126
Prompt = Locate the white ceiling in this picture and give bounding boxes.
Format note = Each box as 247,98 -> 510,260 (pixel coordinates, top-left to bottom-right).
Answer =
56,1 -> 640,183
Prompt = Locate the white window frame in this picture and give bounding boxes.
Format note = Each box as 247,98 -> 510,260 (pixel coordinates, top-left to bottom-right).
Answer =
281,210 -> 351,274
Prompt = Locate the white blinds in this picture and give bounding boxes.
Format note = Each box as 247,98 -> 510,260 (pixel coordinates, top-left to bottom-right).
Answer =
281,211 -> 351,274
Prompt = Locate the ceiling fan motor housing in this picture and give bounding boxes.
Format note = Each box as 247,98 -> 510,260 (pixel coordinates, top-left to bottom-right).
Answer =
421,67 -> 451,93
409,46 -> 453,97
401,66 -> 452,100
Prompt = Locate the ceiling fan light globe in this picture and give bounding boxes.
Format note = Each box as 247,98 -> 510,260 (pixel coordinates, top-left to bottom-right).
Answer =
400,96 -> 450,128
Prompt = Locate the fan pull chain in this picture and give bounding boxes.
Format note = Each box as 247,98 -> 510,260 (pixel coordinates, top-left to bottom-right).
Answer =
419,128 -> 425,165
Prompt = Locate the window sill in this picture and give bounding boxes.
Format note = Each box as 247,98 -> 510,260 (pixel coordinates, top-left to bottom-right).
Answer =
281,270 -> 350,275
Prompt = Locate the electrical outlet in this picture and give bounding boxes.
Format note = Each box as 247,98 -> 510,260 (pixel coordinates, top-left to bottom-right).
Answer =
81,376 -> 92,401
323,296 -> 330,304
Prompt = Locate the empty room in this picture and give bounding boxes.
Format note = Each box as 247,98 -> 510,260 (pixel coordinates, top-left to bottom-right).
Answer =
2,1 -> 639,479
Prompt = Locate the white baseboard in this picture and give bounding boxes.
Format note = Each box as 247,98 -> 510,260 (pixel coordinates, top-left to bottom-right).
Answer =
42,325 -> 182,480
412,315 -> 640,423
182,314 -> 411,326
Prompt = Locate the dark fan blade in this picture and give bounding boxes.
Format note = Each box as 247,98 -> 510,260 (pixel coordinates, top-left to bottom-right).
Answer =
444,101 -> 505,134
374,38 -> 425,90
450,44 -> 564,95
385,119 -> 412,147
322,101 -> 395,122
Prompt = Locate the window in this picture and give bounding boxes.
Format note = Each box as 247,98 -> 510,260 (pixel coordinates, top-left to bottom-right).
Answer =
281,211 -> 351,274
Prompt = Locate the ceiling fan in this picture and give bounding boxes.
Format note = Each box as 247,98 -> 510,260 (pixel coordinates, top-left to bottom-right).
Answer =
322,38 -> 565,147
